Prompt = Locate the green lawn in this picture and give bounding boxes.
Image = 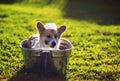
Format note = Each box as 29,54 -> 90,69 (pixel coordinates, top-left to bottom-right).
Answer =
0,1 -> 120,81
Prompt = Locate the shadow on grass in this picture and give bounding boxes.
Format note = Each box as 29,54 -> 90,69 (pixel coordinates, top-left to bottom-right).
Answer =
0,0 -> 22,4
8,67 -> 66,81
63,0 -> 120,25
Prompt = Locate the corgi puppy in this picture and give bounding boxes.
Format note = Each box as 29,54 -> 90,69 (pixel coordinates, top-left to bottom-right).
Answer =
26,22 -> 66,50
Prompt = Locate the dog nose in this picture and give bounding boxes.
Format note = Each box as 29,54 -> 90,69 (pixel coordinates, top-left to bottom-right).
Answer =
52,41 -> 56,47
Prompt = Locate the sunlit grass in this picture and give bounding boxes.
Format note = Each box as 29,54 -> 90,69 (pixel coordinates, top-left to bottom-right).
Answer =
0,2 -> 120,81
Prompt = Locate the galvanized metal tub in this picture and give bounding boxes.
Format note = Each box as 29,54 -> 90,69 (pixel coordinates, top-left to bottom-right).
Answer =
20,39 -> 73,77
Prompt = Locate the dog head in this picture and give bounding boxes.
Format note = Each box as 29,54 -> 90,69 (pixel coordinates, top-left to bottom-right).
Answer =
37,22 -> 66,49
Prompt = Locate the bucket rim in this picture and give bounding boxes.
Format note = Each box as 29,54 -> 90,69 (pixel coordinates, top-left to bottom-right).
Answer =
20,38 -> 73,52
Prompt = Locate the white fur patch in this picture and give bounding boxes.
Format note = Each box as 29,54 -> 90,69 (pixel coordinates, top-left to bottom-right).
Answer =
45,23 -> 57,30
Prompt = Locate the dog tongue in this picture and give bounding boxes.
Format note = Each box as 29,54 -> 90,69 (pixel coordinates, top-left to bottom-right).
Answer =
45,23 -> 57,30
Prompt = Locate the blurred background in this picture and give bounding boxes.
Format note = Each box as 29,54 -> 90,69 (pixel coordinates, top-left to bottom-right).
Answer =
0,0 -> 120,25
0,0 -> 120,81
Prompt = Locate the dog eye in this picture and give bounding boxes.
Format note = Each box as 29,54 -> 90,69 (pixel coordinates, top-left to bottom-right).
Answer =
54,35 -> 57,38
47,35 -> 51,38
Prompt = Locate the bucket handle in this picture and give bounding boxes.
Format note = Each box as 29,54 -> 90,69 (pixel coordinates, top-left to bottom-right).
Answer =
40,50 -> 52,74
41,50 -> 51,53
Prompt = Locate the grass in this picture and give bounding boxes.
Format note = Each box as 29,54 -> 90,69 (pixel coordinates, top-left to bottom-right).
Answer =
0,1 -> 120,81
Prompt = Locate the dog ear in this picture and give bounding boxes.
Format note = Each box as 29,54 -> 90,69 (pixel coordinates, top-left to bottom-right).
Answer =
37,22 -> 45,34
58,25 -> 66,36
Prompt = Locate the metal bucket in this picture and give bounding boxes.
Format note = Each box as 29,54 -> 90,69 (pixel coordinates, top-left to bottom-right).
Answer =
20,39 -> 73,78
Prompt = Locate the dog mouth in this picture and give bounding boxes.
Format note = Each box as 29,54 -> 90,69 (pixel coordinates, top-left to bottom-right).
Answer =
45,40 -> 56,48
49,45 -> 55,48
